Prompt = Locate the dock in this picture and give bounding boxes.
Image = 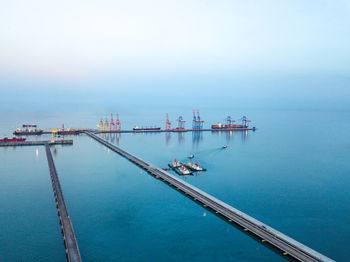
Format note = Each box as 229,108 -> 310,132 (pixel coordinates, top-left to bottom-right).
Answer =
0,139 -> 80,261
45,143 -> 81,262
14,128 -> 256,136
96,127 -> 256,134
0,140 -> 73,147
85,131 -> 334,262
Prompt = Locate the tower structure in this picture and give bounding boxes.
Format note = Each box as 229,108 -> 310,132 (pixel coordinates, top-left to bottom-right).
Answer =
99,117 -> 104,131
224,116 -> 235,126
104,117 -> 109,131
110,114 -> 115,131
192,109 -> 197,129
165,113 -> 172,130
239,116 -> 251,127
176,116 -> 186,129
196,109 -> 204,129
115,114 -> 121,131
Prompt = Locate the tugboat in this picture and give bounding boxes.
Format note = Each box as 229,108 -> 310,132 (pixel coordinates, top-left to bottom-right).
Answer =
0,136 -> 26,143
188,154 -> 194,159
174,164 -> 192,175
185,162 -> 206,172
222,145 -> 228,149
168,158 -> 182,168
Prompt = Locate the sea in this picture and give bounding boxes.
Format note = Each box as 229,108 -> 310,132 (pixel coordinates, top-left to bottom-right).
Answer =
0,109 -> 349,261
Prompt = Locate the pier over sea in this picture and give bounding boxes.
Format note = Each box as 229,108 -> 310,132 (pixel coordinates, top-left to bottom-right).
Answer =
0,139 -> 81,262
0,140 -> 73,147
45,143 -> 81,262
85,131 -> 334,262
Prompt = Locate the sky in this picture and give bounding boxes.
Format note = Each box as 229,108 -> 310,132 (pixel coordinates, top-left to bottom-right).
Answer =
0,0 -> 349,111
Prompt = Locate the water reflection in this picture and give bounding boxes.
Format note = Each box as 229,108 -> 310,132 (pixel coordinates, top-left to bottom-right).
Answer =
109,133 -> 121,145
226,131 -> 233,142
211,130 -> 250,143
110,133 -> 115,143
241,130 -> 249,142
99,132 -> 122,145
165,132 -> 171,145
192,131 -> 203,148
177,132 -> 185,144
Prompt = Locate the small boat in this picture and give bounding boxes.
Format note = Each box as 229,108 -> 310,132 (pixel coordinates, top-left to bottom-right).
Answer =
188,154 -> 194,159
222,145 -> 228,149
174,164 -> 192,175
168,158 -> 182,168
0,136 -> 26,143
186,162 -> 206,172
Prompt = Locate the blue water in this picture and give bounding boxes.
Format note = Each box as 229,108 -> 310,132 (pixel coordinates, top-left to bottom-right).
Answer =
1,109 -> 349,261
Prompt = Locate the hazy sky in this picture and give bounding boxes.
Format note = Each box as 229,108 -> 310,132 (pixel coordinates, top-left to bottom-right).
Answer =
0,0 -> 349,110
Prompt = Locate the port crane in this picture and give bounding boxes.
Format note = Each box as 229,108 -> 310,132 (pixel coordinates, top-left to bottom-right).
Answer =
104,117 -> 109,131
115,114 -> 121,131
239,116 -> 251,127
176,116 -> 186,129
224,116 -> 235,126
192,109 -> 204,129
110,114 -> 115,131
165,113 -> 172,130
99,117 -> 104,131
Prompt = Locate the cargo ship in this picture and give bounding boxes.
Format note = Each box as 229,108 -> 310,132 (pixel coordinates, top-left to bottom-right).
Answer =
0,136 -> 26,143
211,123 -> 250,129
13,124 -> 44,135
211,116 -> 256,130
133,126 -> 161,131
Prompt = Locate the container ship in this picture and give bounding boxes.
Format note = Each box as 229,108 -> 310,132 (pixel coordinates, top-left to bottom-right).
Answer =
13,124 -> 44,135
211,123 -> 250,129
0,136 -> 26,143
133,126 -> 161,131
211,116 -> 256,130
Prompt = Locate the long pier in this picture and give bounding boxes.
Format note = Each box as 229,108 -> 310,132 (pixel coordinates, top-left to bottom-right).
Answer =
96,127 -> 256,134
85,131 -> 334,262
45,143 -> 81,262
14,127 -> 256,136
0,140 -> 73,147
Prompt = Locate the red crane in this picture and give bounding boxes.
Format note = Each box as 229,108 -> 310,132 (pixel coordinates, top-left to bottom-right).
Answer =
115,114 -> 121,131
110,114 -> 115,131
165,113 -> 172,130
104,117 -> 109,131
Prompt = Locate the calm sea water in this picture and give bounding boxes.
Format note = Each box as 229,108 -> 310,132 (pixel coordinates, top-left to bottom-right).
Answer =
1,109 -> 349,261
